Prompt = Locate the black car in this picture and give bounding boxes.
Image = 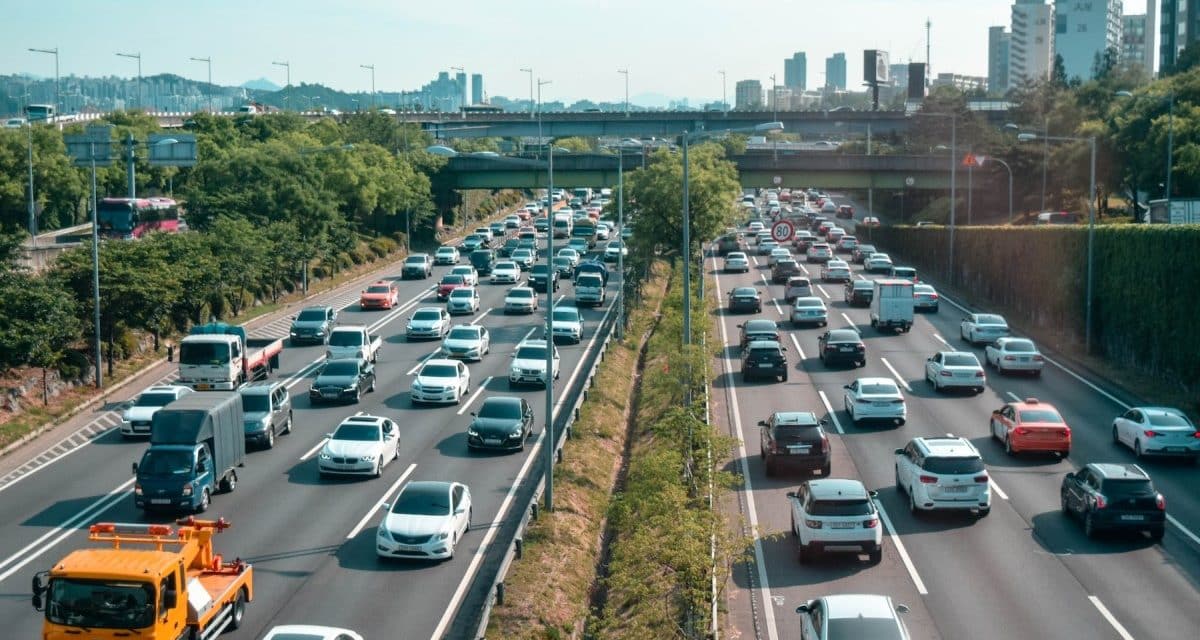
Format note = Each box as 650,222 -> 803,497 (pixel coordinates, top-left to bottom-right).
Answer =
742,340 -> 788,382
771,259 -> 802,283
530,264 -> 560,292
401,254 -> 432,279
467,396 -> 535,451
852,244 -> 877,264
1061,463 -> 1166,540
309,358 -> 376,404
738,319 -> 780,349
818,329 -> 866,367
728,287 -> 762,314
533,217 -> 549,233
552,256 -> 574,278
717,234 -> 742,256
470,249 -> 496,275
844,280 -> 874,306
499,238 -> 520,258
289,305 -> 337,345
759,411 -> 830,477
574,259 -> 610,286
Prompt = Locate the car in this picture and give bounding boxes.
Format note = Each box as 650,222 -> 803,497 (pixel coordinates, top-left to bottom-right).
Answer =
437,274 -> 467,301
469,249 -> 496,275
816,222 -> 834,237
717,234 -> 743,255
533,218 -> 550,233
530,263 -> 559,292
1061,463 -> 1166,539
120,385 -> 194,437
795,594 -> 910,639
960,313 -> 1010,345
746,221 -> 766,235
984,337 -> 1044,375
924,351 -> 986,393
434,246 -> 461,265
511,248 -> 535,270
449,265 -> 478,287
990,398 -> 1071,456
767,247 -> 792,266
309,358 -> 376,404
895,436 -> 990,516
723,252 -> 751,273
771,258 -> 801,283
4,117 -> 28,129
550,306 -> 585,343
843,377 -> 906,426
498,238 -> 519,259
759,411 -> 831,477
738,318 -> 780,348
826,227 -> 845,244
406,307 -> 452,340
889,266 -> 917,283
567,237 -> 590,254
411,358 -> 471,405
517,237 -> 538,255
864,253 -> 893,273
446,286 -> 481,315
573,259 -> 610,286
809,216 -> 829,233
289,305 -> 338,346
491,260 -> 521,284
261,625 -> 365,640
792,230 -> 816,251
401,254 -> 433,279
787,479 -> 883,564
489,222 -> 506,237
860,216 -> 882,228
805,243 -> 833,263
595,224 -> 610,240
461,234 -> 486,252
376,480 -> 472,560
552,256 -> 574,278
790,296 -> 828,328
509,339 -> 560,387
836,204 -> 855,219
504,286 -> 539,314
844,280 -> 873,306
504,214 -> 521,229
620,225 -> 633,239
467,396 -> 535,451
818,329 -> 866,367
1112,407 -> 1200,460
820,201 -> 838,215
912,283 -> 939,312
557,247 -> 581,267
742,340 -> 788,382
758,239 -> 780,256
360,280 -> 399,310
440,324 -> 491,362
835,235 -> 858,253
239,381 -> 292,449
851,243 -> 877,264
821,260 -> 851,282
603,242 -> 627,262
727,287 -> 762,313
784,276 -> 813,304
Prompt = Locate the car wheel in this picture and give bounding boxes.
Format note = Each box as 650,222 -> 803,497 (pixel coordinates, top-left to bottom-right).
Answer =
1149,527 -> 1165,542
797,542 -> 812,564
283,412 -> 293,435
933,377 -> 942,393
960,326 -> 967,341
1112,426 -> 1121,445
353,388 -> 361,403
229,589 -> 247,630
869,548 -> 883,565
265,427 -> 275,450
374,462 -> 382,478
221,471 -> 237,493
1134,440 -> 1144,459
977,508 -> 991,518
764,457 -> 774,477
909,492 -> 919,516
195,488 -> 210,514
895,467 -> 905,495
369,379 -> 376,393
790,512 -> 798,538
1084,512 -> 1098,538
1004,435 -> 1014,456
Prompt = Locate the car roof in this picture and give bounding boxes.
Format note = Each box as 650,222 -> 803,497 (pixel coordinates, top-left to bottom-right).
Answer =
744,319 -> 777,330
517,338 -> 550,348
806,479 -> 869,500
339,413 -> 388,427
826,329 -> 861,340
913,436 -> 980,458
939,350 -> 976,359
855,377 -> 897,387
1011,398 -> 1063,415
145,384 -> 191,395
422,358 -> 461,368
1089,463 -> 1151,480
414,306 -> 444,313
822,594 -> 898,620
732,286 -> 758,294
773,411 -> 819,425
238,381 -> 278,395
787,276 -> 810,283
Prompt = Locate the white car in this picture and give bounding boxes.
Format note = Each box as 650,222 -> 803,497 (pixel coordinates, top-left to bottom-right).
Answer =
746,221 -> 765,235
441,324 -> 491,361
724,252 -> 750,273
895,436 -> 991,516
821,260 -> 851,282
120,385 -> 193,437
984,337 -> 1044,375
842,377 -> 906,426
317,414 -> 399,478
491,260 -> 520,284
4,117 -> 28,129
377,480 -> 472,561
960,313 -> 1010,345
511,248 -> 535,270
433,246 -> 460,265
864,253 -> 893,273
504,286 -> 539,314
406,307 -> 451,340
509,339 -> 560,387
758,240 -> 780,256
449,265 -> 478,287
787,479 -> 882,564
411,358 -> 471,405
446,286 -> 480,315
790,296 -> 828,327
767,247 -> 792,266
556,247 -> 581,267
1112,407 -> 1200,460
550,306 -> 584,344
924,351 -> 986,393
796,595 -> 911,640
805,243 -> 833,263
595,224 -> 611,240
912,283 -> 939,312
262,625 -> 364,640
504,214 -> 521,228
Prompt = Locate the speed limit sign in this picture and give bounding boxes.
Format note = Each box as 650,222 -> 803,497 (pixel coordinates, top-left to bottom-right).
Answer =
771,220 -> 794,242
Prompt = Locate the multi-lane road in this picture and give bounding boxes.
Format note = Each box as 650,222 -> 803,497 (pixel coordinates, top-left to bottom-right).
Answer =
0,226 -> 620,639
717,198 -> 1200,640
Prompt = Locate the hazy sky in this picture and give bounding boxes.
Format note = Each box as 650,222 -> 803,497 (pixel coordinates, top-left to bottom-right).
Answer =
0,1 -> 1148,103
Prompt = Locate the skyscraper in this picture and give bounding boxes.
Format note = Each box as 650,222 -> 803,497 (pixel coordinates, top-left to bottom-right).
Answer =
784,52 -> 807,90
1054,0 -> 1123,81
471,73 -> 483,104
734,79 -> 763,109
825,52 -> 847,90
1009,0 -> 1055,86
1160,0 -> 1196,72
455,72 -> 467,106
1122,9 -> 1157,76
989,26 -> 1012,94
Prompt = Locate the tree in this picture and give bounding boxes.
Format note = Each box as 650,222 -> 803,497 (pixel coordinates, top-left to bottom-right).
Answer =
555,137 -> 594,153
0,272 -> 81,388
1052,54 -> 1069,89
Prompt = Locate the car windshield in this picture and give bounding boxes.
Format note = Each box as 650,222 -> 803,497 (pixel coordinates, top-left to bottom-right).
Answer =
1004,339 -> 1036,352
509,289 -> 532,299
532,265 -> 549,275
441,275 -> 464,284
943,354 -> 979,367
924,457 -> 984,474
405,257 -> 425,265
333,423 -> 380,441
138,450 -> 192,476
479,400 -> 523,419
513,250 -> 531,258
179,342 -> 229,366
447,328 -> 479,340
516,346 -> 548,360
809,498 -> 873,516
296,309 -> 327,322
420,364 -> 458,378
733,288 -> 757,297
240,394 -> 270,413
977,314 -> 1006,325
328,332 -> 364,347
366,285 -> 391,294
1147,412 -> 1192,427
451,267 -> 472,275
554,258 -> 572,267
826,618 -> 904,640
1019,409 -> 1063,423
860,383 -> 898,395
449,289 -> 473,299
1102,479 -> 1155,499
135,392 -> 178,407
413,310 -> 442,321
322,361 -> 360,376
45,578 -> 156,629
553,310 -> 579,322
496,262 -> 517,270
391,486 -> 451,516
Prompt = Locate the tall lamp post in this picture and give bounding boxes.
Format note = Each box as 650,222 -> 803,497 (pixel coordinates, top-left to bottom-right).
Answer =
537,79 -> 551,162
618,67 -> 629,117
360,64 -> 375,109
520,67 -> 534,119
536,78 -> 556,512
29,47 -> 59,115
990,157 -> 1014,224
116,52 -> 142,110
718,70 -> 727,115
1115,90 -> 1175,208
273,61 -> 291,111
190,56 -> 213,112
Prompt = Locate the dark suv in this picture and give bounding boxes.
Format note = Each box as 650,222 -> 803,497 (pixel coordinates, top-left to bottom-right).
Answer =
728,287 -> 762,314
530,264 -> 559,292
470,249 -> 496,275
742,340 -> 788,382
844,280 -> 874,306
771,258 -> 801,283
818,329 -> 866,368
759,411 -> 830,476
1060,463 -> 1166,540
738,319 -> 780,348
717,234 -> 742,256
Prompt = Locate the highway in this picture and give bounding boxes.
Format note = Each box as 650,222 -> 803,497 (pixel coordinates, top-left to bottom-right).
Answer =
0,226 -> 620,639
715,198 -> 1200,640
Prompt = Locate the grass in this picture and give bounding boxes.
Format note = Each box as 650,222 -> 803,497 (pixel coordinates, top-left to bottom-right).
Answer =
485,260 -> 670,640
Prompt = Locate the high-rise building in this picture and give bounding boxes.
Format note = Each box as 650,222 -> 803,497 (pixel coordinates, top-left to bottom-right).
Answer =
1054,0 -> 1123,81
735,79 -> 763,109
889,63 -> 910,90
455,72 -> 467,106
1123,8 -> 1157,76
784,52 -> 807,90
825,52 -> 847,90
470,73 -> 483,104
1160,0 -> 1197,72
1009,0 -> 1055,86
989,26 -> 1012,94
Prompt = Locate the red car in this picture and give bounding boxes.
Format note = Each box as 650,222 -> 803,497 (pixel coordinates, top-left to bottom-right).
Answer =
990,398 -> 1071,456
437,274 -> 467,301
360,280 -> 399,309
837,205 -> 855,219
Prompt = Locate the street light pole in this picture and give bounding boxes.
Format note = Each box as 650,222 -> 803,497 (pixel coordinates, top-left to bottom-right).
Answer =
361,64 -> 375,109
719,70 -> 727,115
991,158 -> 1014,224
682,131 -> 692,347
190,56 -> 212,112
537,79 -> 551,162
770,74 -> 779,162
520,68 -> 533,120
618,68 -> 629,117
617,147 -> 625,339
273,61 -> 291,111
29,47 -> 59,115
539,78 -> 555,513
116,52 -> 142,109
1166,92 -> 1175,200
88,142 -> 102,388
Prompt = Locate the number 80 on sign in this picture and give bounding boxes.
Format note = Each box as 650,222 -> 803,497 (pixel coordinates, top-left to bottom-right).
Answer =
771,220 -> 794,242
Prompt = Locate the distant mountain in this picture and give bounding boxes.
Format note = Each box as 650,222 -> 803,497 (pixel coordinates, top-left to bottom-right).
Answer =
241,78 -> 281,91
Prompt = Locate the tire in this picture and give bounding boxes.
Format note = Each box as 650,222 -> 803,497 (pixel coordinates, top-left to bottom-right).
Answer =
909,492 -> 920,516
1005,435 -> 1014,456
195,488 -> 210,514
353,388 -> 361,403
869,548 -> 882,565
373,462 -> 382,478
797,543 -> 812,564
1112,426 -> 1120,445
1060,491 -> 1071,516
790,513 -> 798,538
820,462 -> 831,477
1134,440 -> 1145,459
222,471 -> 237,493
283,412 -> 293,435
1084,512 -> 1098,538
229,589 -> 247,630
265,427 -> 275,450
369,378 -> 376,393
781,371 -> 788,382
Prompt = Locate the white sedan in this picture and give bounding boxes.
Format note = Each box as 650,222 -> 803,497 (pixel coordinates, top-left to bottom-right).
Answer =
984,337 -> 1044,375
843,377 -> 906,426
491,260 -> 521,284
377,480 -> 472,561
317,415 -> 399,478
1112,407 -> 1200,460
406,307 -> 451,340
767,247 -> 792,266
449,265 -> 479,287
446,287 -> 480,315
864,253 -> 893,273
924,351 -> 986,393
411,359 -> 471,405
433,246 -> 460,265
504,286 -> 539,314
441,324 -> 491,361
262,625 -> 364,640
724,252 -> 750,273
821,260 -> 851,282
557,247 -> 581,267
961,313 -> 1010,345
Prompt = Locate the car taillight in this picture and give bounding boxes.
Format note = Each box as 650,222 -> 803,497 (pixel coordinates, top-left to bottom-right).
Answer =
974,475 -> 989,483
1193,432 -> 1200,439
919,475 -> 937,484
826,345 -> 836,352
1156,494 -> 1166,510
767,441 -> 777,454
940,370 -> 953,377
1014,427 -> 1028,436
1143,430 -> 1158,438
1033,355 -> 1044,361
820,437 -> 829,453
805,519 -> 823,529
929,293 -> 938,299
891,399 -> 904,404
863,518 -> 879,528
975,371 -> 986,378
1004,355 -> 1016,361
1093,494 -> 1107,509
856,344 -> 865,352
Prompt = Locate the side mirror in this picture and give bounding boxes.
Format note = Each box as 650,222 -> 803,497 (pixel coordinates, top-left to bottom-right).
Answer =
796,604 -> 811,614
31,594 -> 42,611
869,490 -> 879,499
757,420 -> 767,427
470,412 -> 477,417
893,448 -> 905,456
843,384 -> 851,390
381,503 -> 390,510
991,410 -> 1001,416
819,419 -> 828,426
131,462 -> 139,475
1064,471 -> 1076,481
164,587 -> 178,610
785,491 -> 797,499
196,462 -> 208,474
896,604 -> 911,614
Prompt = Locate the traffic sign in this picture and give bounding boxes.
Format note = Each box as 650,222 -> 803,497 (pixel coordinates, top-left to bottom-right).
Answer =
773,175 -> 783,185
771,220 -> 794,242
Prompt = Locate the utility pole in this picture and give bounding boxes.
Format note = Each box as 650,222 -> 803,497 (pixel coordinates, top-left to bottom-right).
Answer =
116,52 -> 142,109
273,61 -> 291,111
190,56 -> 212,112
361,64 -> 375,109
29,47 -> 59,115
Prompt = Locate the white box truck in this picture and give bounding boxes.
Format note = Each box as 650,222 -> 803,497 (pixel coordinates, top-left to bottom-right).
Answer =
870,279 -> 914,333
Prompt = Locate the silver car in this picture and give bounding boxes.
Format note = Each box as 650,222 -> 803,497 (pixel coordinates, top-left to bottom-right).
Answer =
984,337 -> 1043,375
724,252 -> 750,273
446,287 -> 480,315
790,296 -> 828,327
441,324 -> 491,361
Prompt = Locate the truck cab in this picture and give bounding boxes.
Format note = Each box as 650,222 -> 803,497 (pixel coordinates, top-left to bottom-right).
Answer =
179,323 -> 282,391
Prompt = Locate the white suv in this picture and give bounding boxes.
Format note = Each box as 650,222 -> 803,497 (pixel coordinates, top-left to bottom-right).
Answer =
787,479 -> 882,564
894,436 -> 991,517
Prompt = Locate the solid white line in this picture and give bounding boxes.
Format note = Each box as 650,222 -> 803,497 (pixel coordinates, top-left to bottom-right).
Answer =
789,334 -> 807,360
816,284 -> 830,299
520,325 -> 539,343
300,437 -> 330,461
818,391 -> 844,435
1167,514 -> 1200,546
282,355 -> 326,391
346,463 -> 417,539
759,275 -> 783,315
840,312 -> 857,329
1005,391 -> 1022,403
0,422 -> 117,495
988,479 -> 1010,501
1088,596 -> 1136,640
456,376 -> 493,416
751,256 -> 760,266
471,308 -> 492,325
874,501 -> 929,595
933,333 -> 949,346
879,357 -> 912,392
799,263 -> 810,275
407,350 -> 440,376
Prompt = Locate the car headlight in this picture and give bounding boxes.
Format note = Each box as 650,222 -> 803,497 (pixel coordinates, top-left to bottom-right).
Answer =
377,527 -> 392,541
181,484 -> 193,496
412,381 -> 423,390
360,454 -> 377,462
510,365 -> 520,374
510,426 -> 524,437
309,385 -> 317,393
319,452 -> 332,460
344,385 -> 358,392
434,532 -> 450,541
134,484 -> 143,496
290,330 -> 298,336
468,428 -> 480,437
258,416 -> 270,430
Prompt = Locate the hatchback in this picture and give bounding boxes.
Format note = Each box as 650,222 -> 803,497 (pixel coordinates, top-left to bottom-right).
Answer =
1061,463 -> 1165,540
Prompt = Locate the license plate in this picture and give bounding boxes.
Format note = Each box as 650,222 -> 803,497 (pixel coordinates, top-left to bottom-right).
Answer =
150,498 -> 171,505
397,544 -> 421,551
484,439 -> 501,446
840,346 -> 853,351
787,446 -> 810,454
759,363 -> 774,368
1121,514 -> 1144,521
943,486 -> 968,493
830,522 -> 856,529
873,402 -> 890,408
196,384 -> 210,391
323,391 -> 338,398
1019,357 -> 1030,362
1167,447 -> 1188,453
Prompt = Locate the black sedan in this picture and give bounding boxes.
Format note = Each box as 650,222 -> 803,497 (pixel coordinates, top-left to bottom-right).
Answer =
728,287 -> 762,314
468,396 -> 535,451
739,318 -> 780,349
817,329 -> 866,368
742,340 -> 788,382
309,358 -> 376,404
844,280 -> 874,307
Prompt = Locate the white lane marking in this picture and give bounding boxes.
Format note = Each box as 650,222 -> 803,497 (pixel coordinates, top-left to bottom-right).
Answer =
711,254 -> 780,640
879,357 -> 912,392
933,334 -> 949,346
471,308 -> 492,325
799,263 -> 810,275
0,479 -> 133,583
1167,515 -> 1200,546
751,256 -> 760,266
816,284 -> 831,299
840,312 -> 857,329
1087,596 -> 1136,640
989,479 -> 1010,501
1005,391 -> 1022,403
300,437 -> 330,461
456,376 -> 493,416
759,275 -> 783,315
283,356 -> 326,391
520,325 -> 539,343
346,463 -> 417,539
789,334 -> 807,360
407,350 -> 441,376
818,390 -> 844,435
874,501 -> 929,595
